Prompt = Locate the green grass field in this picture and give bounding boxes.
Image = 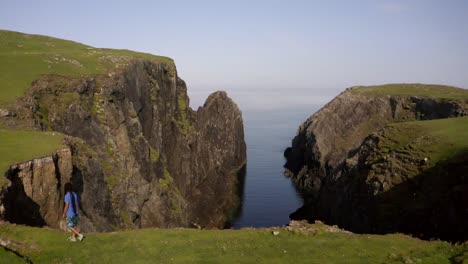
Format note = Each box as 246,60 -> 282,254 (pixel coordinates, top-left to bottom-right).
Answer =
377,116 -> 468,166
350,83 -> 468,100
0,128 -> 64,186
0,29 -> 174,105
0,222 -> 465,264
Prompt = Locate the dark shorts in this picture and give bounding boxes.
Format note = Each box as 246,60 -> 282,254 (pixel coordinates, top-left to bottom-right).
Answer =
66,216 -> 78,228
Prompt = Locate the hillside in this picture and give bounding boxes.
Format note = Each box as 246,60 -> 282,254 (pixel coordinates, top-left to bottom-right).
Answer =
0,30 -> 246,231
0,29 -> 174,105
350,83 -> 468,100
337,117 -> 468,241
0,29 -> 173,186
374,116 -> 468,167
0,129 -> 64,187
285,84 -> 468,242
0,221 -> 465,264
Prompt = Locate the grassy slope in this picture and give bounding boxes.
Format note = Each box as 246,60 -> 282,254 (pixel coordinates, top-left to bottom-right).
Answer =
0,129 -> 64,186
0,29 -> 173,181
337,84 -> 468,160
0,247 -> 26,264
350,83 -> 468,100
0,223 -> 465,264
0,29 -> 174,105
377,116 -> 468,167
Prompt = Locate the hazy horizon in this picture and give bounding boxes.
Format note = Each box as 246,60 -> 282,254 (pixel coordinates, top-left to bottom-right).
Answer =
1,0 -> 467,110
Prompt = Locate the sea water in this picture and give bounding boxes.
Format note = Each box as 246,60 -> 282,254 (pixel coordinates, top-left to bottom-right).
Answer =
230,106 -> 319,228
189,87 -> 332,228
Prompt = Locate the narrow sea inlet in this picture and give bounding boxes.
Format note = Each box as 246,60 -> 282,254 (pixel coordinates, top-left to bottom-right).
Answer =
231,106 -> 319,228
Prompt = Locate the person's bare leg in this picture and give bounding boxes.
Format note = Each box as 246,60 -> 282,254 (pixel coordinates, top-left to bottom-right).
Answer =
69,227 -> 80,238
67,228 -> 76,239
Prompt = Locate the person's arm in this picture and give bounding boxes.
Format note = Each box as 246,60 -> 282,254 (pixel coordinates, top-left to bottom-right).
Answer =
63,202 -> 69,219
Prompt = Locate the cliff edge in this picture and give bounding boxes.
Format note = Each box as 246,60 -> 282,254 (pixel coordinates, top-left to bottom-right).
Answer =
0,30 -> 246,231
284,84 -> 468,242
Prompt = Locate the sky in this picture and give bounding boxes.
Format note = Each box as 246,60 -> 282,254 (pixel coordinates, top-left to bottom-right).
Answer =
1,0 -> 468,110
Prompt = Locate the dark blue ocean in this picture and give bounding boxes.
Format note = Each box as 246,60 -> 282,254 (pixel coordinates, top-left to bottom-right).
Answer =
231,106 -> 319,228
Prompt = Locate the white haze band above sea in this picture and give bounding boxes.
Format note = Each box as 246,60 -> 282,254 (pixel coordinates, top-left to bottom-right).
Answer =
189,87 -> 336,111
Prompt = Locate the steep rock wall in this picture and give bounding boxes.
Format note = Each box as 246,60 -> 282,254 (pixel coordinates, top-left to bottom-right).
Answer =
285,89 -> 467,192
1,60 -> 246,231
330,131 -> 468,242
284,87 -> 468,241
0,149 -> 72,228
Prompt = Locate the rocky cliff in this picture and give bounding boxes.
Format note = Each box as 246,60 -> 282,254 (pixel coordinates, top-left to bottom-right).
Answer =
1,59 -> 246,231
284,84 -> 468,242
0,149 -> 73,228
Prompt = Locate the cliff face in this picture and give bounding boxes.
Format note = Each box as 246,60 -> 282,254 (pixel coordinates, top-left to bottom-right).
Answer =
335,125 -> 468,242
1,60 -> 246,231
0,149 -> 73,228
284,85 -> 468,242
285,89 -> 468,190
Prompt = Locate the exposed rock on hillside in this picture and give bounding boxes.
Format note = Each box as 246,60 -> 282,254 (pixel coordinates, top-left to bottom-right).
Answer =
1,60 -> 246,231
335,128 -> 468,242
284,84 -> 468,242
0,149 -> 73,228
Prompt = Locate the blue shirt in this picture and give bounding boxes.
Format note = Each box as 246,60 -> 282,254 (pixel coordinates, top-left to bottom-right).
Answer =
64,192 -> 79,217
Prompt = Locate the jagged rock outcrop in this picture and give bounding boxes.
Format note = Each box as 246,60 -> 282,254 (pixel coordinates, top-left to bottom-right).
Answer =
1,59 -> 246,231
335,129 -> 468,242
0,149 -> 73,228
284,85 -> 468,242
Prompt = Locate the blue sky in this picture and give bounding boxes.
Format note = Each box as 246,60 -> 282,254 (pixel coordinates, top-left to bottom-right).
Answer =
1,0 -> 467,109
